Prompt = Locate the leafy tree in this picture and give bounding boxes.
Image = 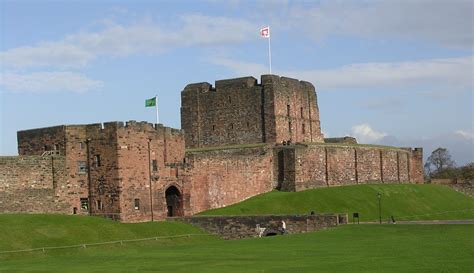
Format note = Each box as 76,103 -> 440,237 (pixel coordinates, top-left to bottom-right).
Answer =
426,147 -> 455,174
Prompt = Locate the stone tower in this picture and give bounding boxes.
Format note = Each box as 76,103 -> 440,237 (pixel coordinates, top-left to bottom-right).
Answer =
181,75 -> 324,148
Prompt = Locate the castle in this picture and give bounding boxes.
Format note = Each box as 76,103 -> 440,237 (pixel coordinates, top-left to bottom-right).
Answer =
0,75 -> 423,222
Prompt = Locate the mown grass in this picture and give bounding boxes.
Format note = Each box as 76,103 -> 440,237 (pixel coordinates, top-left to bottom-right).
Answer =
200,184 -> 474,221
0,214 -> 215,252
0,224 -> 472,273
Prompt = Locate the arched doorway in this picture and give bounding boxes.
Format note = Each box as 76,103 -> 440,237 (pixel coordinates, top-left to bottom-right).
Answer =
165,186 -> 183,217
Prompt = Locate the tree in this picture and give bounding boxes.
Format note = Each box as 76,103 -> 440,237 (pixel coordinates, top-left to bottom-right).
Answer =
426,147 -> 455,174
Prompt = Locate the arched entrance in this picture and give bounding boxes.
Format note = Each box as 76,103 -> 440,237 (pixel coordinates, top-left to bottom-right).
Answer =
165,186 -> 183,217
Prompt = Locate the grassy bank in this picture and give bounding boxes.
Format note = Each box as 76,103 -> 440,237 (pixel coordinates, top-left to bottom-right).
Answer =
200,184 -> 474,221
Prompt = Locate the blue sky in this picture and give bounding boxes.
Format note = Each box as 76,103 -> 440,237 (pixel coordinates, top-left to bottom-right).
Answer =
1,0 -> 473,165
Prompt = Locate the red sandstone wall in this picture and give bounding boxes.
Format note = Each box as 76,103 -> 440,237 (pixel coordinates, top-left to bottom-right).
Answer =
382,150 -> 399,183
61,126 -> 92,215
181,77 -> 265,148
279,144 -> 420,191
181,75 -> 324,149
293,146 -> 327,191
115,121 -> 187,223
356,148 -> 382,183
327,146 -> 357,186
0,155 -> 69,213
185,146 -> 274,214
398,152 -> 410,183
410,148 -> 424,184
262,75 -> 324,144
17,126 -> 66,155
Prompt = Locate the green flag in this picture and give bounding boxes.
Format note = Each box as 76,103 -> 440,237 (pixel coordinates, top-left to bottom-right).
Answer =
145,97 -> 156,107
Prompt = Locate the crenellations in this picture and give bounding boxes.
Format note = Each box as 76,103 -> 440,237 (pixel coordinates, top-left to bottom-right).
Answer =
4,74 -> 425,223
181,74 -> 324,149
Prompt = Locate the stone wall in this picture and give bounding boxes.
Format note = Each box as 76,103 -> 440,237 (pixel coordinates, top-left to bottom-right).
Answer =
278,144 -> 423,191
12,121 -> 189,223
185,145 -> 274,214
0,155 -> 69,213
18,125 -> 66,155
181,75 -> 324,149
174,214 -> 345,239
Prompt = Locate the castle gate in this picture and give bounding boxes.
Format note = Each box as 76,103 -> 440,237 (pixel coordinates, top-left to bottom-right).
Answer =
165,186 -> 183,217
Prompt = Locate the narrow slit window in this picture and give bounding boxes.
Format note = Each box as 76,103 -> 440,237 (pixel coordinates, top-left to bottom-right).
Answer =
134,199 -> 140,210
152,160 -> 158,172
94,155 -> 101,167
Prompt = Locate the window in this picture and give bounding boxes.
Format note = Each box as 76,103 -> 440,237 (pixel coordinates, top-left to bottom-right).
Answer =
288,121 -> 292,134
300,107 -> 304,118
44,145 -> 49,151
230,123 -> 234,130
287,105 -> 290,117
77,161 -> 87,174
212,125 -> 215,131
97,200 -> 103,210
94,155 -> 101,167
228,96 -> 232,103
246,122 -> 250,128
80,198 -> 89,211
152,160 -> 158,172
79,142 -> 84,149
53,144 -> 58,151
302,123 -> 306,134
134,199 -> 140,210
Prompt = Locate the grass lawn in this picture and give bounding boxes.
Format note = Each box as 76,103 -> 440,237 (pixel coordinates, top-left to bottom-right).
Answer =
0,224 -> 472,273
200,184 -> 474,221
0,214 -> 215,252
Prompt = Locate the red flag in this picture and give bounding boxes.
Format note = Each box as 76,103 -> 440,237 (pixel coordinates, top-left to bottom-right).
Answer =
260,26 -> 270,38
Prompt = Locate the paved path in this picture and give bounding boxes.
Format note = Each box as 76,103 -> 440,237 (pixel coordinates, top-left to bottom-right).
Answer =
360,219 -> 474,225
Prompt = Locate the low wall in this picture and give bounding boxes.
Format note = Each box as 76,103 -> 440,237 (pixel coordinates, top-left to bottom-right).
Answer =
448,184 -> 473,198
174,214 -> 346,239
0,155 -> 69,213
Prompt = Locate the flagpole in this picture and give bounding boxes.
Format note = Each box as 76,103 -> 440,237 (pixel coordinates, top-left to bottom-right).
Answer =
155,95 -> 159,124
268,29 -> 272,75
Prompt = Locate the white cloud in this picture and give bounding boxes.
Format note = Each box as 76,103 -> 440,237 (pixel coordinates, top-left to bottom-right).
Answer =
350,123 -> 387,144
0,15 -> 257,69
455,130 -> 474,140
212,56 -> 473,91
289,0 -> 473,50
0,72 -> 103,93
0,43 -> 94,69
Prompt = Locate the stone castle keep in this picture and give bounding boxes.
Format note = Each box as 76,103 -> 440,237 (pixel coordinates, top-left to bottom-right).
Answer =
0,75 -> 424,222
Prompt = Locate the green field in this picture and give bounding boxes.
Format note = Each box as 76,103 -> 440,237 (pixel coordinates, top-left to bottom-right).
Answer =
0,219 -> 472,273
200,184 -> 474,221
0,214 -> 215,252
1,185 -> 473,272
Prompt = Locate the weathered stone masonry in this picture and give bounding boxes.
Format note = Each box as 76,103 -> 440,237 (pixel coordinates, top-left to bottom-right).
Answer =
5,121 -> 189,222
181,75 -> 324,148
0,74 -> 424,222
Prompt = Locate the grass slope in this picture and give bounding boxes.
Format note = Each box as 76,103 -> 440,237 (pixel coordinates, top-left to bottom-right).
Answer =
200,184 -> 474,221
0,214 -> 216,252
1,224 -> 473,272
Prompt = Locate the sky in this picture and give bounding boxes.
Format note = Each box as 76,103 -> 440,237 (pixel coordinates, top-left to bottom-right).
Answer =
0,0 -> 473,165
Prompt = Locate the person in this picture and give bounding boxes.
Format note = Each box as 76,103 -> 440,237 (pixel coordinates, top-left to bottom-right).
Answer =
391,215 -> 396,224
281,220 -> 286,235
310,211 -> 315,215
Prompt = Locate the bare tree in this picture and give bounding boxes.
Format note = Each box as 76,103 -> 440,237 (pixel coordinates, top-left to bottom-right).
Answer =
426,147 -> 455,174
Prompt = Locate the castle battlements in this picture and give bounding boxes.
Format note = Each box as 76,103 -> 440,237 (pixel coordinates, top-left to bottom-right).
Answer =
2,75 -> 424,223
